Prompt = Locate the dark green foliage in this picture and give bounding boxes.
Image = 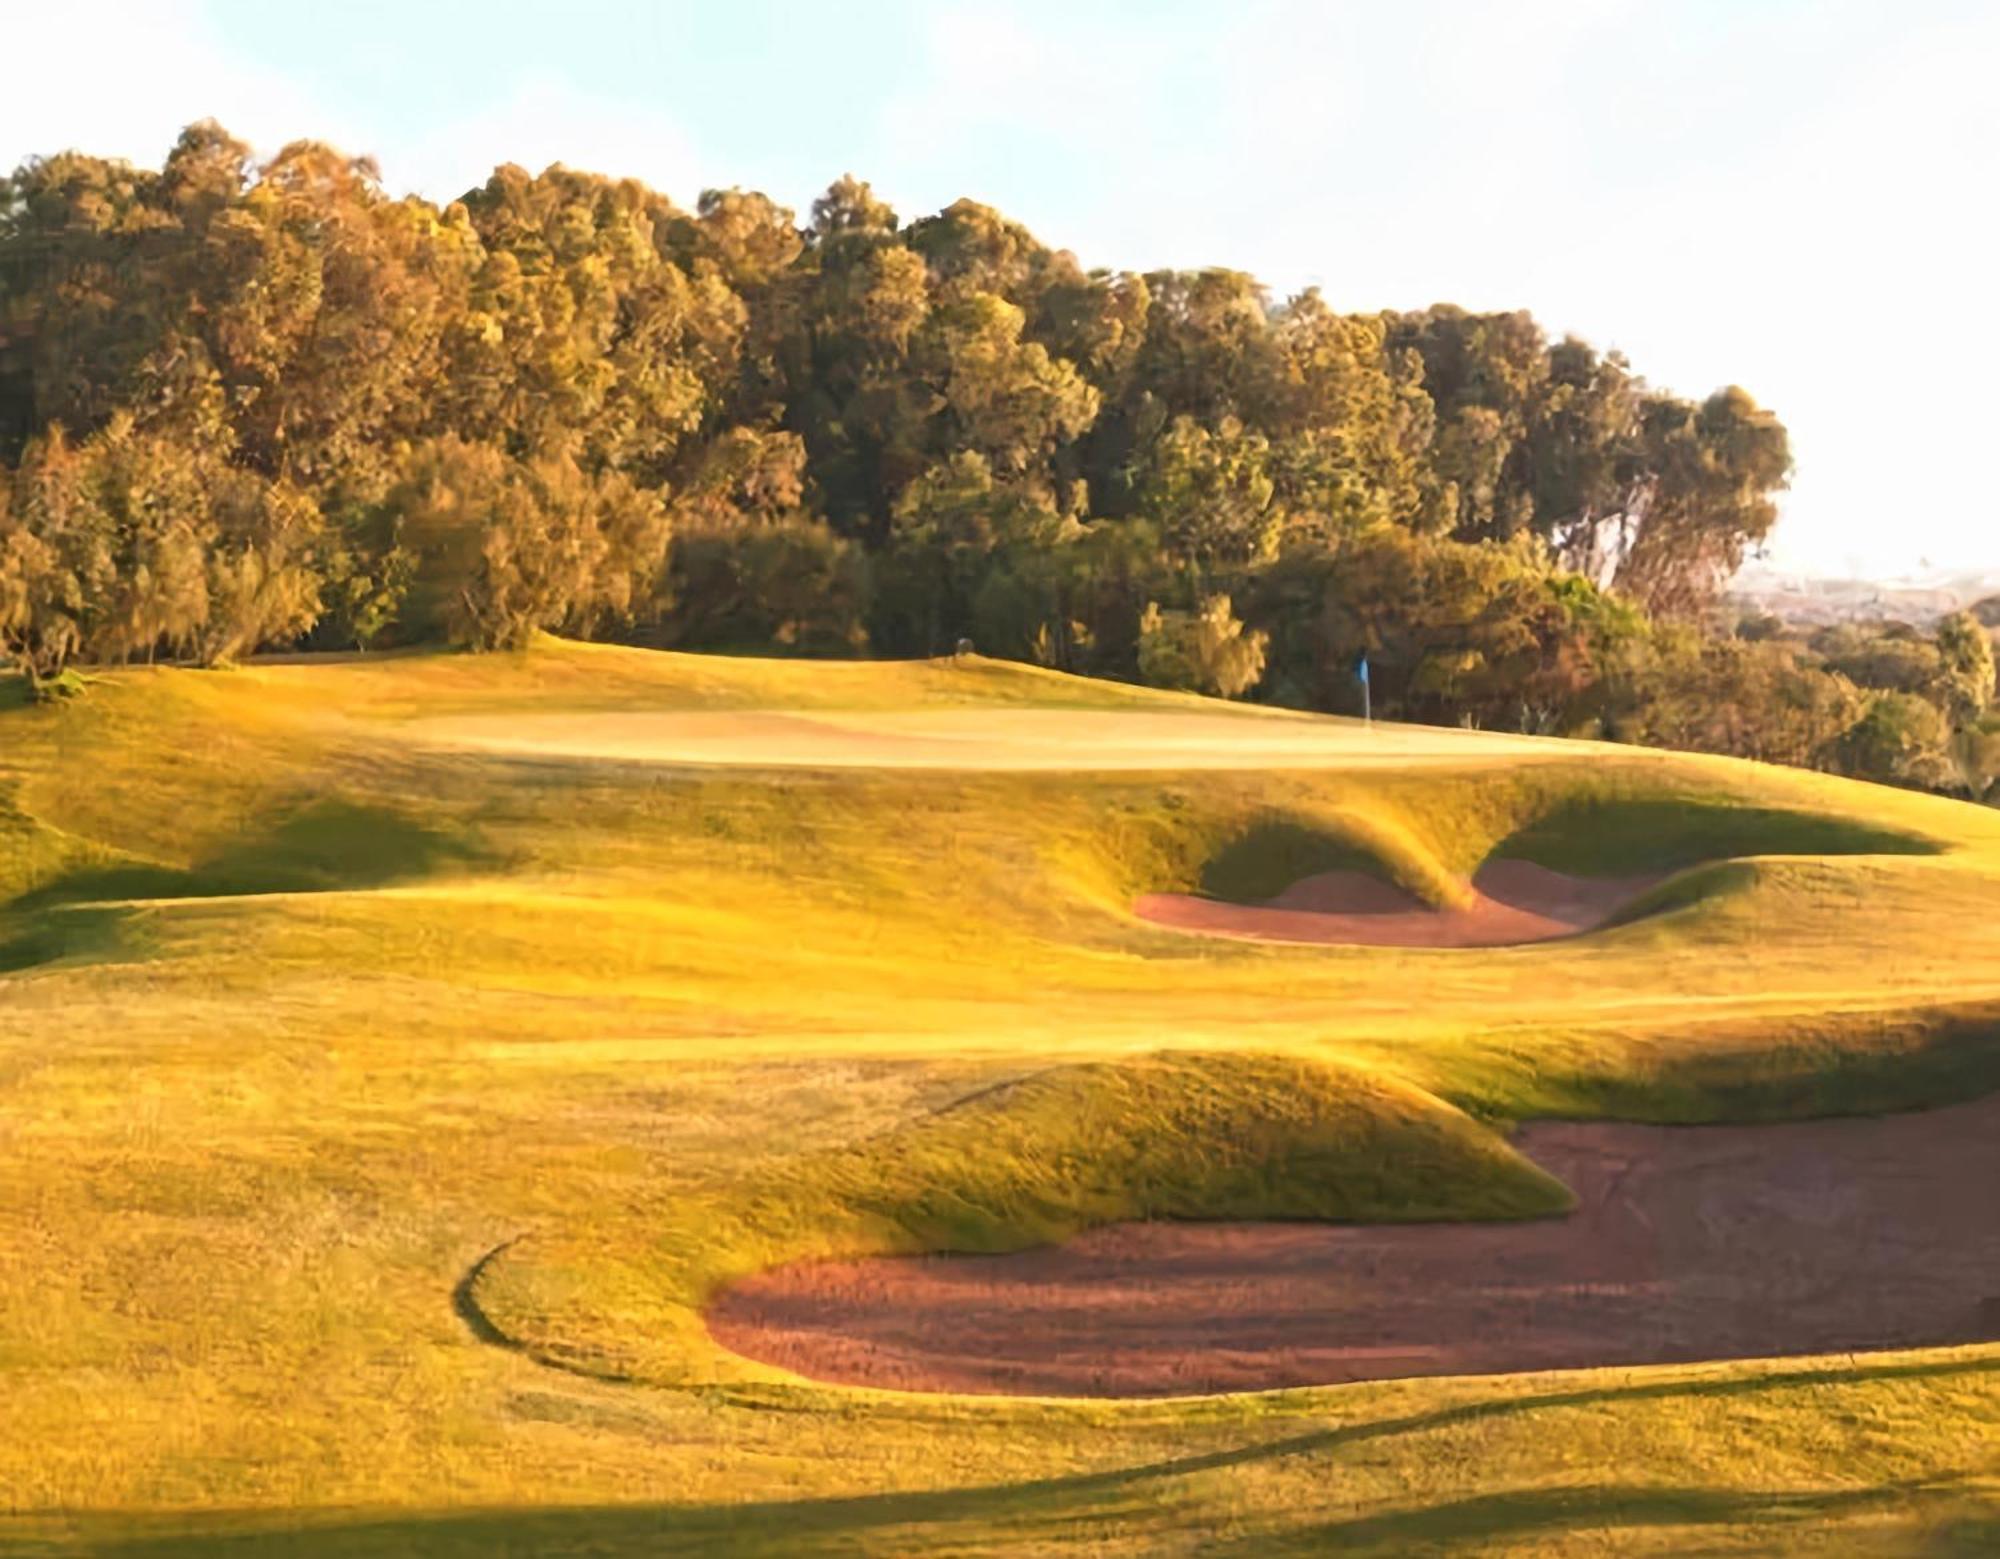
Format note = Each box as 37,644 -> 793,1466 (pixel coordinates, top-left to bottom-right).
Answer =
3,123 -> 1978,793
1933,610 -> 1996,728
659,514 -> 869,655
1834,692 -> 1952,787
1812,623 -> 1941,694
1136,594 -> 1267,697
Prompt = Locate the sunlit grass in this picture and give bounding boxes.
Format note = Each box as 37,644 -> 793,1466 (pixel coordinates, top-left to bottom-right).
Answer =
1,638 -> 1996,1554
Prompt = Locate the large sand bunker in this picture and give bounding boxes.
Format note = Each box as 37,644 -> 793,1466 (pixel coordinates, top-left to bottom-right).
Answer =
1135,860 -> 1665,948
707,1091 -> 2000,1397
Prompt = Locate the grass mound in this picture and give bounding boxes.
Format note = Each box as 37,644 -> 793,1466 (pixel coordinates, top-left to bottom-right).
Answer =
5,642 -> 2000,1549
829,1050 -> 1573,1246
0,904 -> 133,974
15,797 -> 492,909
1101,783 -> 1948,942
1381,994 -> 2000,1133
1491,796 -> 1939,877
1071,801 -> 1468,913
0,785 -> 158,970
1193,816 -> 1469,908
471,1051 -> 1570,1387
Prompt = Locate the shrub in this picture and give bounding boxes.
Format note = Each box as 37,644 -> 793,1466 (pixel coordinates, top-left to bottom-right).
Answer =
1137,594 -> 1268,698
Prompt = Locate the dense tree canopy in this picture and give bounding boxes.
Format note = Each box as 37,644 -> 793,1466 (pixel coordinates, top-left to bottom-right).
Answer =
4,123 -> 1984,793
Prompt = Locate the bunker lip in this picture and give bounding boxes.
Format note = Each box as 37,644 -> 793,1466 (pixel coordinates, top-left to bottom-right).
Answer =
705,1091 -> 2000,1398
1134,859 -> 1669,947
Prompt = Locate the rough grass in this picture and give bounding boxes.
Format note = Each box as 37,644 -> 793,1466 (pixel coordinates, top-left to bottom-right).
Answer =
1,640 -> 1997,1555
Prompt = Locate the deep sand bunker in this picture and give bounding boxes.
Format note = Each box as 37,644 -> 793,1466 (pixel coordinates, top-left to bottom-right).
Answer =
707,1092 -> 2000,1397
1135,860 -> 1665,948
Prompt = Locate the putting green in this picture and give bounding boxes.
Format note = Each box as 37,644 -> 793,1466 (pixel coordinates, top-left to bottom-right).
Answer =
404,706 -> 1575,770
2,638 -> 1997,1556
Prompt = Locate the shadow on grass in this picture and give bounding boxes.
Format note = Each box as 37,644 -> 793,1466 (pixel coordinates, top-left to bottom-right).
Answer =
1223,1477 -> 1976,1555
1198,817 -> 1386,902
36,1354 -> 1994,1557
13,798 -> 491,911
451,1239 -> 525,1351
1496,797 -> 1941,876
0,904 -> 136,975
0,798 -> 492,980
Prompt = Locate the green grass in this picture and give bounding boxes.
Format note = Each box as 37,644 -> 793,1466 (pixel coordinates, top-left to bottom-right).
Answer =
1,640 -> 1997,1555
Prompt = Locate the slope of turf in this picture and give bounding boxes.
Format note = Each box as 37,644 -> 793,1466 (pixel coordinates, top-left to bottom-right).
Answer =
1,638 -> 1996,1555
468,1051 -> 1574,1387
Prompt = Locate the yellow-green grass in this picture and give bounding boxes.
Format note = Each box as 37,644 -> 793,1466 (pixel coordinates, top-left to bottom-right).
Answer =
1,638 -> 1997,1556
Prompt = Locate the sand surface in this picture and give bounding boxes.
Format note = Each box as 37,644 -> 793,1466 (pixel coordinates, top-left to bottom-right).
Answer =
707,1091 -> 2000,1397
1134,860 -> 1665,948
405,708 -> 1573,771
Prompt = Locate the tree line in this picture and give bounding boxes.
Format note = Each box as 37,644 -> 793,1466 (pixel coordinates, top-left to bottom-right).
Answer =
1,123 -> 1991,792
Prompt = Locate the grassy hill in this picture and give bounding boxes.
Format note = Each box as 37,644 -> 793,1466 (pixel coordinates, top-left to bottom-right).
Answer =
2,639 -> 1996,1555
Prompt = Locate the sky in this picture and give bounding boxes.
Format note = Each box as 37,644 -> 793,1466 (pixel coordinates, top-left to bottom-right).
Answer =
4,0 -> 1995,580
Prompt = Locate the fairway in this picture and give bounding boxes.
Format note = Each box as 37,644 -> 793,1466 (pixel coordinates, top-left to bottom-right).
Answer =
3,639 -> 1998,1556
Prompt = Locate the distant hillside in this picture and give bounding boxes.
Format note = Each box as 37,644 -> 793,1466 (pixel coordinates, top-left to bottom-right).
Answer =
1726,564 -> 2000,629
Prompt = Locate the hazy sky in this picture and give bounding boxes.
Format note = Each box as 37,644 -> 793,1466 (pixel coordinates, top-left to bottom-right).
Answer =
5,0 -> 1995,578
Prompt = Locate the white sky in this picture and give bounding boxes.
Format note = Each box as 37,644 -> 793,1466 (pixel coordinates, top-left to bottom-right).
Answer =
5,0 -> 1995,579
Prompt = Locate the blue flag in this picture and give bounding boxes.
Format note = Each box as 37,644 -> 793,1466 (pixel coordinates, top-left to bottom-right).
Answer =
1356,654 -> 1370,686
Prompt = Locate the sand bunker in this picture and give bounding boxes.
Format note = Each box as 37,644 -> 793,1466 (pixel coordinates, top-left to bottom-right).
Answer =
1134,860 -> 1665,948
707,1091 -> 2000,1397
